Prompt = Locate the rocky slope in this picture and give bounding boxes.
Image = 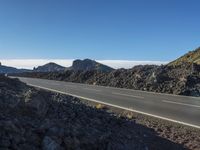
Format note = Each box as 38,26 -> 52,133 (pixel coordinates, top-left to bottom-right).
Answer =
69,59 -> 114,72
18,62 -> 200,97
1,75 -> 192,150
1,75 -> 200,149
33,62 -> 66,72
168,47 -> 200,66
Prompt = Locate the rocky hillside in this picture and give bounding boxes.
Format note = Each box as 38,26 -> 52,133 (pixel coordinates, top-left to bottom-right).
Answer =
33,62 -> 66,72
169,47 -> 200,66
69,59 -> 114,72
16,47 -> 200,97
1,75 -> 194,150
18,62 -> 200,97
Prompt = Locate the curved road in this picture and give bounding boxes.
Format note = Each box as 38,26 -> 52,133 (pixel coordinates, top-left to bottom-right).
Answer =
14,77 -> 200,129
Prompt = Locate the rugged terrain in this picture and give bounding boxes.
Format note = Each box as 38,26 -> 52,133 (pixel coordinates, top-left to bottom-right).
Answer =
68,59 -> 114,72
0,75 -> 200,150
15,48 -> 200,97
33,62 -> 66,72
17,62 -> 200,97
169,47 -> 200,66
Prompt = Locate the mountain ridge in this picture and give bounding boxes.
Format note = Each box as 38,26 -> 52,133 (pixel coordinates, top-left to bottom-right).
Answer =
0,63 -> 31,74
33,62 -> 66,72
168,47 -> 200,66
0,59 -> 114,74
69,59 -> 114,72
2,47 -> 200,74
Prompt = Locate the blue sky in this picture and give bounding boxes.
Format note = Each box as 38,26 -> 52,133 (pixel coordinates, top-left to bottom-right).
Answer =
0,0 -> 200,61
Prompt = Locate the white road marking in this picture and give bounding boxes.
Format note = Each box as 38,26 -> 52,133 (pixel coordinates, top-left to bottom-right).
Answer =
112,92 -> 144,99
162,100 -> 200,108
25,83 -> 200,129
83,88 -> 101,92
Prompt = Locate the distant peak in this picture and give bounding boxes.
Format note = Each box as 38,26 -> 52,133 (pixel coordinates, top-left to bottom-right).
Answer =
71,59 -> 114,72
33,62 -> 66,72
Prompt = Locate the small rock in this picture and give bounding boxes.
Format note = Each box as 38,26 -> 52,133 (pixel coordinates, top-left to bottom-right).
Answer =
24,90 -> 49,117
0,138 -> 11,147
42,136 -> 62,150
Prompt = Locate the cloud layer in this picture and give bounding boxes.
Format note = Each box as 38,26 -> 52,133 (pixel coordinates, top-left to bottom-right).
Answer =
0,59 -> 168,69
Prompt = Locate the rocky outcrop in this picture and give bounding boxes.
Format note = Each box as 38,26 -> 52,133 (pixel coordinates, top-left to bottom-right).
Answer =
33,62 -> 66,72
69,59 -> 114,72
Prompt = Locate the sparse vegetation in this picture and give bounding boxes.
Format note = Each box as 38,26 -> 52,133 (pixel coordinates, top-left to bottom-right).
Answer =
168,47 -> 200,66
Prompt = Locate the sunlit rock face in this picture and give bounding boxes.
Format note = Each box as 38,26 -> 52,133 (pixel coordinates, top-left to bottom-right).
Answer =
33,62 -> 66,72
71,59 -> 114,72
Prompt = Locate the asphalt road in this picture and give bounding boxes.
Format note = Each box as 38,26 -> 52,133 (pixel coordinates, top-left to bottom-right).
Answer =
15,77 -> 200,129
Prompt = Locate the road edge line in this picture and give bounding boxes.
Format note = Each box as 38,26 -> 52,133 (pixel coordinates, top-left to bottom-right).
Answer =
27,83 -> 200,129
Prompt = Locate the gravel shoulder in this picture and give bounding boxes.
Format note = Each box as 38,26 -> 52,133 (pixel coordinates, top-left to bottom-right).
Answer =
1,76 -> 199,150
80,99 -> 200,150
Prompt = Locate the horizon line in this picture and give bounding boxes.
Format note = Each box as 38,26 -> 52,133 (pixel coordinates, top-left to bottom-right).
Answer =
0,59 -> 169,69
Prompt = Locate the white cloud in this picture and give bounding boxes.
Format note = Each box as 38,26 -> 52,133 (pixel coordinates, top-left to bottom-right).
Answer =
97,60 -> 168,69
0,59 -> 168,69
0,59 -> 74,69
